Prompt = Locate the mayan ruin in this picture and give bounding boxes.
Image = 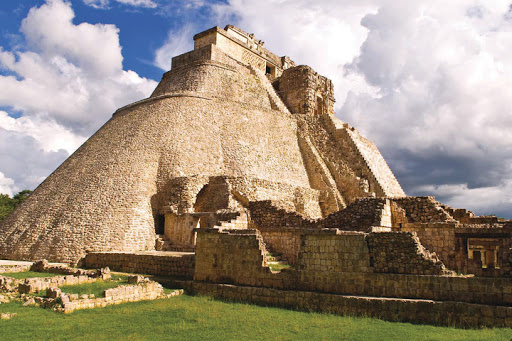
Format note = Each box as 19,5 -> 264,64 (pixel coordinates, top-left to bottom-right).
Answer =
1,25 -> 512,328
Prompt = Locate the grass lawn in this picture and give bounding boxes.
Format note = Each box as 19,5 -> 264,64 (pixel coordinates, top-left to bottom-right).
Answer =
0,295 -> 510,340
0,271 -> 61,279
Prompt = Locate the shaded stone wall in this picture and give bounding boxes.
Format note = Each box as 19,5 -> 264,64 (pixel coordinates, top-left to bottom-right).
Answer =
392,197 -> 454,223
83,252 -> 195,279
367,232 -> 451,275
248,198 -> 389,232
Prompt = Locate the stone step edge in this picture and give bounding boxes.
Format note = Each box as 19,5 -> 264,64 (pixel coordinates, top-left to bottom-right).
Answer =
181,281 -> 512,328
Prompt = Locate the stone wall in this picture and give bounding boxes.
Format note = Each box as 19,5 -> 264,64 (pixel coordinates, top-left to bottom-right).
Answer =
33,280 -> 176,314
188,282 -> 512,328
83,252 -> 195,279
194,229 -> 512,307
400,223 -> 458,272
0,264 -> 30,274
249,200 -> 317,229
259,228 -> 305,264
297,232 -> 372,273
321,198 -> 389,231
367,232 -> 451,275
194,229 -> 278,286
277,65 -> 335,116
17,275 -> 101,294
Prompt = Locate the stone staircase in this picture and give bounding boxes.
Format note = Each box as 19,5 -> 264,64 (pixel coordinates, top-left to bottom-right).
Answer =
247,64 -> 291,114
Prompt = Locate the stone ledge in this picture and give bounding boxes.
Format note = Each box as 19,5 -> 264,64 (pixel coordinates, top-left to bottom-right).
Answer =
188,281 -> 512,328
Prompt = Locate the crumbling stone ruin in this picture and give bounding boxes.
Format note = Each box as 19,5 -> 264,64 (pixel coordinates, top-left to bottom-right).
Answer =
0,260 -> 181,315
1,25 -> 511,327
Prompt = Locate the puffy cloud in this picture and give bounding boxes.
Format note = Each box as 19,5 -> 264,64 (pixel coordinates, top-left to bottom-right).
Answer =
0,111 -> 83,153
213,0 -> 512,216
0,127 -> 68,192
0,0 -> 157,194
0,172 -> 17,197
83,0 -> 157,9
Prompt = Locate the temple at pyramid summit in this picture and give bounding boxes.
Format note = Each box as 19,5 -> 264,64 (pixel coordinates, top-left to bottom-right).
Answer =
1,26 -> 512,326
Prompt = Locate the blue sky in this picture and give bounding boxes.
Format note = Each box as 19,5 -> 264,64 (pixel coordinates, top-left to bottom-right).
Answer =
0,0 -> 226,81
1,0 -> 512,218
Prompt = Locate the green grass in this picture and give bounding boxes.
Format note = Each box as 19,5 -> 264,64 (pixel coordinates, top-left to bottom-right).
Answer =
0,295 -> 510,340
0,271 -> 61,279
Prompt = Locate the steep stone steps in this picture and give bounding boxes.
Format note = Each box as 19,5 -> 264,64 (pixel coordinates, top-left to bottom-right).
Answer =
247,64 -> 291,114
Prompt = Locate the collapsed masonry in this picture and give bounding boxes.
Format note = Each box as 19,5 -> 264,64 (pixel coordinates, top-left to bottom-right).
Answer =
1,25 -> 511,327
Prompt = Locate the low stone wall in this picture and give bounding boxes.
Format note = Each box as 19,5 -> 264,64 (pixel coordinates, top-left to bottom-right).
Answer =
29,280 -> 180,313
83,252 -> 195,279
18,274 -> 106,294
0,264 -> 31,274
60,282 -> 171,313
188,282 -> 512,328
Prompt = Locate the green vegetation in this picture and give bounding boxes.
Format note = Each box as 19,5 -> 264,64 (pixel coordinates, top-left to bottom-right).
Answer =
0,190 -> 32,222
0,271 -> 61,279
0,295 -> 510,340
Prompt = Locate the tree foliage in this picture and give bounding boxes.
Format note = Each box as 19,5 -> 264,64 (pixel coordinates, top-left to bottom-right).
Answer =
0,190 -> 32,222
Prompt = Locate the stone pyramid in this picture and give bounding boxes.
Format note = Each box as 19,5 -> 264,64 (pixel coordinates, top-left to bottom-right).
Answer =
0,25 -> 404,262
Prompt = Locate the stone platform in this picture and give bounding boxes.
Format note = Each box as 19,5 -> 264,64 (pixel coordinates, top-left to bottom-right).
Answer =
186,282 -> 512,328
82,251 -> 195,279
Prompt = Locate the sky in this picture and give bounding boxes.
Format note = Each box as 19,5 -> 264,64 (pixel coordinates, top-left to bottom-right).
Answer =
0,0 -> 511,218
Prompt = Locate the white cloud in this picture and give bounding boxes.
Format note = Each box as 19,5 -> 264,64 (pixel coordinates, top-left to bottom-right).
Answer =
0,0 -> 157,194
414,180 -> 512,217
0,172 -> 17,197
116,0 -> 157,8
212,0 -> 512,216
83,0 -> 157,9
0,111 -> 83,153
154,24 -> 196,71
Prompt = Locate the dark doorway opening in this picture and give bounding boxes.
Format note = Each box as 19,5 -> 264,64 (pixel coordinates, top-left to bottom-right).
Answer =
155,214 -> 165,235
